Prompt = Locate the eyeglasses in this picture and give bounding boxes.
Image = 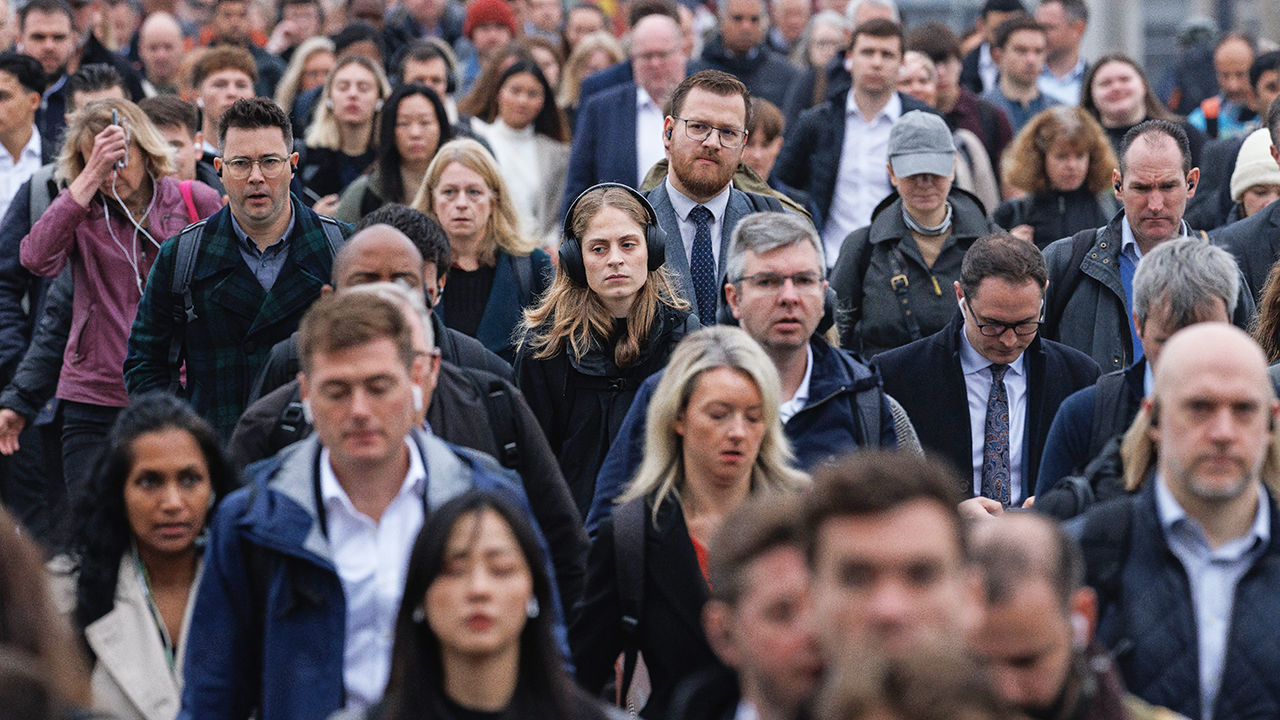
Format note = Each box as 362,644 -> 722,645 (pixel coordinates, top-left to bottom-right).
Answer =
222,155 -> 290,179
671,116 -> 748,149
736,272 -> 823,293
962,298 -> 1043,337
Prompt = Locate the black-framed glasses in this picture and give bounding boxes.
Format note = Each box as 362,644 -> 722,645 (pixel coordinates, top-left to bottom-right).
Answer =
670,116 -> 748,148
222,155 -> 290,179
736,272 -> 824,293
962,298 -> 1043,337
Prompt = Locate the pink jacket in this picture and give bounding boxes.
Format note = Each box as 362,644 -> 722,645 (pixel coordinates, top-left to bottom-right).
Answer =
20,176 -> 222,407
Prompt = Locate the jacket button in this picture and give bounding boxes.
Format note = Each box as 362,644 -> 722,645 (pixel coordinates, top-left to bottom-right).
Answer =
1090,253 -> 1097,258
1102,258 -> 1109,263
1099,242 -> 1107,248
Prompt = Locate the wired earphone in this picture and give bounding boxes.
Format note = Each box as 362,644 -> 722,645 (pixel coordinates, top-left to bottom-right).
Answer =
105,109 -> 161,294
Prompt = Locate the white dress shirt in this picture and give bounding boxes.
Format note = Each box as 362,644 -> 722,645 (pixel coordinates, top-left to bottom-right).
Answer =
1038,57 -> 1087,106
959,328 -> 1028,504
636,88 -> 666,186
733,700 -> 762,720
1155,474 -> 1269,720
665,176 -> 733,269
319,440 -> 428,710
0,126 -> 43,222
821,92 -> 901,266
777,344 -> 813,424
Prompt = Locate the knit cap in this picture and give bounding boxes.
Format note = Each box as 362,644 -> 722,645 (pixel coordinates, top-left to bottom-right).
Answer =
1230,128 -> 1280,202
464,0 -> 518,38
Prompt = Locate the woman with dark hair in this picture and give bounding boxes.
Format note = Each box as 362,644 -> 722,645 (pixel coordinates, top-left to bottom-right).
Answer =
994,106 -> 1120,249
515,184 -> 696,516
357,490 -> 620,720
334,84 -> 455,223
50,392 -> 238,720
460,57 -> 571,247
1080,53 -> 1207,167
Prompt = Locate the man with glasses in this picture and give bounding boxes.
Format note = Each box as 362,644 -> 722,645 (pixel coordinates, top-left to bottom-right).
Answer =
874,232 -> 1099,512
126,97 -> 350,441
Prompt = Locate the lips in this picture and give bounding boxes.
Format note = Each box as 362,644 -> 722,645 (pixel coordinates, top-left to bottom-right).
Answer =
154,521 -> 193,540
465,613 -> 494,631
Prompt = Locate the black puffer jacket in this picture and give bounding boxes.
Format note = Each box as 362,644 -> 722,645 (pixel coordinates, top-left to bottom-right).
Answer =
993,188 -> 1118,250
831,188 -> 1000,357
515,305 -> 697,516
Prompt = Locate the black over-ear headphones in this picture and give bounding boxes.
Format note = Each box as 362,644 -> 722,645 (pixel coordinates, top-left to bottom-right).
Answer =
559,183 -> 666,287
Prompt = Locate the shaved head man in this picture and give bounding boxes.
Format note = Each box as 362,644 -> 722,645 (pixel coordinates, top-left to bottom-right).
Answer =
137,12 -> 185,94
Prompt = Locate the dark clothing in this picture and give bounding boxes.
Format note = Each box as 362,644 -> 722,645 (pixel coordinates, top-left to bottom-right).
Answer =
665,665 -> 738,720
993,188 -> 1118,250
246,44 -> 285,99
689,34 -> 801,110
438,250 -> 553,363
572,495 -> 719,720
577,60 -> 634,105
1209,196 -> 1280,301
959,44 -> 987,94
946,86 -> 1014,176
585,336 -> 897,533
124,196 -> 350,440
59,401 -> 120,499
830,190 -> 1000,357
1073,482 -> 1280,720
774,89 -> 938,231
1035,359 -> 1145,498
227,362 -> 589,616
1186,134 -> 1246,232
382,4 -> 465,50
980,86 -> 1057,134
874,313 -> 1100,498
1101,119 -> 1207,169
80,34 -> 146,100
514,307 -> 697,517
296,144 -> 375,200
442,264 -> 495,338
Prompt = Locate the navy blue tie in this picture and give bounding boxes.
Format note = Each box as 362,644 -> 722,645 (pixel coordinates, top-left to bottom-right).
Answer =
689,205 -> 716,326
981,363 -> 1011,506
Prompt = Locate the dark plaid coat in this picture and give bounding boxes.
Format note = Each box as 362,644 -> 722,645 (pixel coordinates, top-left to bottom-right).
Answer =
125,196 -> 348,440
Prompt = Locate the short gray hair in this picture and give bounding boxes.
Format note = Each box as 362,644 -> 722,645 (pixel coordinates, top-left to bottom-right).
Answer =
725,212 -> 826,286
846,0 -> 899,24
1133,239 -> 1239,326
345,281 -> 435,351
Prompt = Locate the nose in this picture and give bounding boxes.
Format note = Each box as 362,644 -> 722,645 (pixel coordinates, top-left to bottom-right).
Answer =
606,244 -> 625,266
348,386 -> 374,419
246,161 -> 266,183
466,564 -> 495,595
865,577 -> 912,629
159,482 -> 185,511
778,276 -> 801,303
1206,407 -> 1237,442
726,413 -> 748,440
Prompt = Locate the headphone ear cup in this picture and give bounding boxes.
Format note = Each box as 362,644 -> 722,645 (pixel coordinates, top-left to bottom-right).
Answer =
558,233 -> 587,286
646,222 -> 665,272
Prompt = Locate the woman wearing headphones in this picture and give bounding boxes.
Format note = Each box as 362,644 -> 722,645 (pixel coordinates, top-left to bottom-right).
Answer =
514,183 -> 696,516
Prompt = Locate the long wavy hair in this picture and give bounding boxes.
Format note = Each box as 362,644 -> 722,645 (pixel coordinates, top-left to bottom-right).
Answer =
62,393 -> 237,649
1003,105 -> 1118,194
273,36 -> 335,118
303,54 -> 392,151
618,326 -> 809,525
518,185 -> 687,367
1254,262 -> 1280,364
378,490 -> 607,720
411,138 -> 538,261
370,84 -> 454,205
1081,53 -> 1180,127
57,98 -> 175,184
459,57 -> 569,143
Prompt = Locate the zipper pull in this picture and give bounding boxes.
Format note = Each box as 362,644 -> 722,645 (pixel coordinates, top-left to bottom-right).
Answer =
931,276 -> 941,296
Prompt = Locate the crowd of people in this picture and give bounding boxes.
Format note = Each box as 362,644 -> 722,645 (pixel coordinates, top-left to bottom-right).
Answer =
1,0 -> 1280,716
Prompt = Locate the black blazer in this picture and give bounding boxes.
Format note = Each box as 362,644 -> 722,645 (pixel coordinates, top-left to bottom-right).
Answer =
571,496 -> 717,720
873,313 -> 1100,498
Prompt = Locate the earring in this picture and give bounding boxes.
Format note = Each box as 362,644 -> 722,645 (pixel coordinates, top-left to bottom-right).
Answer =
412,606 -> 426,624
526,597 -> 540,619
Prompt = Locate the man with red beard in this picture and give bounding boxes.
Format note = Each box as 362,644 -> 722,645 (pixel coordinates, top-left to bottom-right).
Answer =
644,70 -> 763,327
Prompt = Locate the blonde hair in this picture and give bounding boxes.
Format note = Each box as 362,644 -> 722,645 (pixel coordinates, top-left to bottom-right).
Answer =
56,98 -> 175,185
411,138 -> 538,261
518,185 -> 688,367
558,31 -> 624,109
275,36 -> 336,120
303,54 -> 392,151
618,326 -> 809,525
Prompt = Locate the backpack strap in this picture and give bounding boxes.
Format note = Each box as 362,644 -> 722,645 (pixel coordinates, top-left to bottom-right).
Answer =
1043,227 -> 1101,341
166,221 -> 208,395
613,497 -> 647,707
512,254 -> 534,305
480,377 -> 521,469
179,179 -> 199,223
886,244 -> 923,342
317,216 -> 346,256
27,164 -> 57,229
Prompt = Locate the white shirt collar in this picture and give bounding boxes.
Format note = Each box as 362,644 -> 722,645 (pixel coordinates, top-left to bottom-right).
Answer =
845,88 -> 902,123
1042,56 -> 1087,83
1120,215 -> 1191,259
16,126 -> 41,162
319,439 -> 428,520
778,344 -> 814,424
637,87 -> 659,111
665,175 -> 733,223
958,316 -> 1028,377
733,700 -> 762,720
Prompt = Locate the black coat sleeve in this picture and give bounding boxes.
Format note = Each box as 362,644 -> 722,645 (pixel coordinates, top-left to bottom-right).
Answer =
0,267 -> 71,419
572,514 -> 624,698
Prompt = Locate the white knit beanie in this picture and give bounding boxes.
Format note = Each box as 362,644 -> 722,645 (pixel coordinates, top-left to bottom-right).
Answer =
1230,128 -> 1280,202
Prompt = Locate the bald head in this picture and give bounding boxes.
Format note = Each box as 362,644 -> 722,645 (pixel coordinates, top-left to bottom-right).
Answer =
331,224 -> 426,291
1154,323 -> 1272,400
968,513 -> 1082,611
138,12 -> 184,87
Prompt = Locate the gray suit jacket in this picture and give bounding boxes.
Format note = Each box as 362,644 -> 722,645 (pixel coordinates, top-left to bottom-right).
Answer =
644,183 -> 757,320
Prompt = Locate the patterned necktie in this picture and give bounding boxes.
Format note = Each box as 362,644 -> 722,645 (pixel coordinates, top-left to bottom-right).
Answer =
689,205 -> 717,327
981,363 -> 1011,506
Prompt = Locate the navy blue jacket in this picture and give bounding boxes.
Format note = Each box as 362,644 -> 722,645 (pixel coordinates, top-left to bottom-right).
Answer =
584,336 -> 897,533
578,60 -> 635,105
179,428 -> 567,720
562,82 -> 642,218
874,313 -> 1100,500
438,249 -> 553,363
1210,196 -> 1280,301
1080,482 -> 1280,720
689,34 -> 801,110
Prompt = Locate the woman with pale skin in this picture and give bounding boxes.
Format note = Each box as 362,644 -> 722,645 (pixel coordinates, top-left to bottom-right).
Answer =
273,36 -> 335,123
572,326 -> 809,719
347,491 -> 622,720
412,138 -> 553,361
558,31 -> 624,120
298,55 -> 392,213
515,184 -> 696,517
1081,53 -> 1206,167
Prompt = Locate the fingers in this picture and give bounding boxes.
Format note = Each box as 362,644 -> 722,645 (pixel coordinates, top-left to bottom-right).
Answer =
958,496 -> 1004,520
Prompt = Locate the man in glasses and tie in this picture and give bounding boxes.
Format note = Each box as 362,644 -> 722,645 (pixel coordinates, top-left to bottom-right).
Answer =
874,232 -> 1099,513
126,97 -> 350,440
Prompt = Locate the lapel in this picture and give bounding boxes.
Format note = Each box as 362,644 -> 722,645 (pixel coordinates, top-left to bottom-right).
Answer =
939,316 -> 977,486
1021,337 -> 1048,487
719,190 -> 750,281
1265,202 -> 1280,262
617,85 -> 639,184
475,252 -> 522,353
247,198 -> 331,338
1078,213 -> 1127,301
84,556 -> 202,720
196,208 -> 267,326
646,498 -> 711,636
649,185 -> 698,315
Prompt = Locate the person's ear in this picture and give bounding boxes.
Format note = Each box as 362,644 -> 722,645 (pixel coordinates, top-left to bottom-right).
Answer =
289,151 -> 299,173
1185,167 -> 1200,197
194,130 -> 205,150
1113,168 -> 1122,197
1271,143 -> 1280,170
26,90 -> 40,114
702,600 -> 742,669
213,156 -> 223,173
320,283 -> 334,296
1070,586 -> 1098,649
724,281 -> 744,319
663,116 -> 675,147
953,279 -> 964,304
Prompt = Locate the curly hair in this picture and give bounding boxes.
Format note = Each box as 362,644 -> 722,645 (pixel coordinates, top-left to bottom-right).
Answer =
63,393 -> 237,653
1002,106 -> 1117,194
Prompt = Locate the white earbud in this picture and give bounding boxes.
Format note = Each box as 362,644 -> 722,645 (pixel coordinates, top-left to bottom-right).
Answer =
412,385 -> 424,414
1070,612 -> 1089,648
300,399 -> 313,423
